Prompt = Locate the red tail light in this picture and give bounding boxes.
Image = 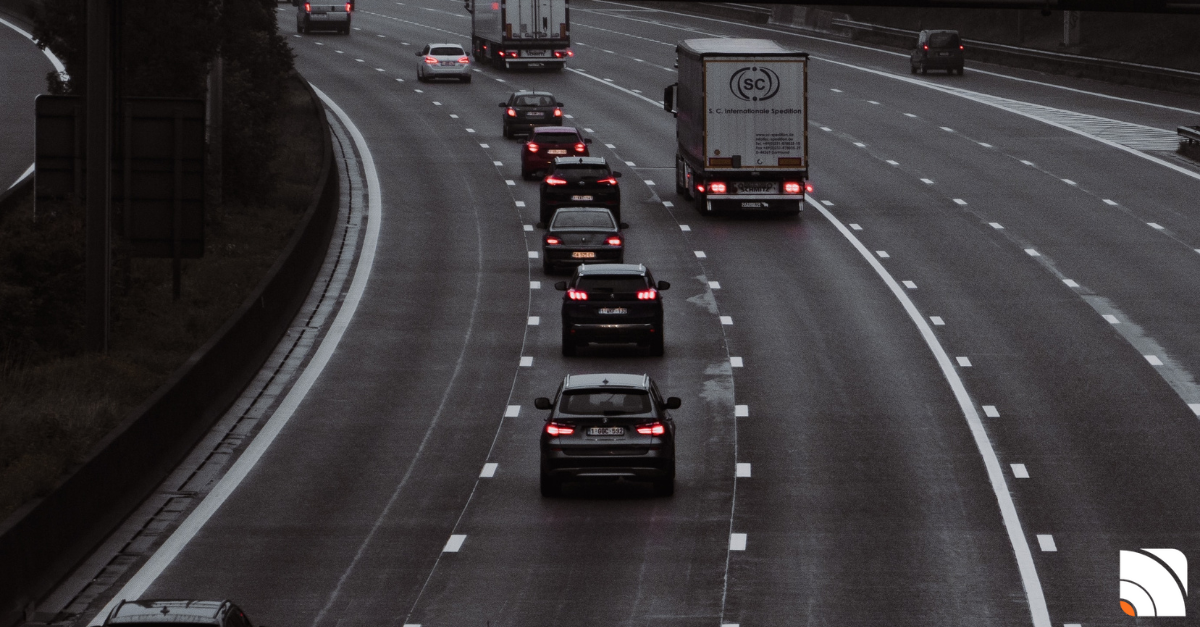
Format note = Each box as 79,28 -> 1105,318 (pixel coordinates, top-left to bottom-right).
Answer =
526,142 -> 539,153
696,184 -> 705,193
637,289 -> 657,300
783,181 -> 802,194
424,56 -> 438,64
959,45 -> 964,50
509,51 -> 519,58
554,51 -> 563,58
566,49 -> 574,57
553,108 -> 562,117
923,44 -> 929,50
304,2 -> 311,11
636,423 -> 665,435
597,176 -> 618,186
544,175 -> 567,186
805,182 -> 814,193
507,108 -> 517,117
546,422 -> 575,436
345,2 -> 352,11
574,142 -> 586,153
458,56 -> 470,64
605,236 -> 622,246
708,182 -> 727,194
567,288 -> 588,300
545,236 -> 561,245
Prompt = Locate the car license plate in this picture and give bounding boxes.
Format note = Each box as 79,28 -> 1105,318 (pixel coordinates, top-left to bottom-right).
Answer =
311,12 -> 327,18
571,195 -> 593,201
548,149 -> 567,155
572,251 -> 596,259
440,61 -> 456,66
735,182 -> 777,193
524,49 -> 551,57
527,112 -> 544,118
598,307 -> 627,314
938,51 -> 950,56
741,202 -> 768,208
588,427 -> 624,436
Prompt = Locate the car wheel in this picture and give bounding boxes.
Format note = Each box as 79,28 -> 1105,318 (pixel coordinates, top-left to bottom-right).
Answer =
561,329 -> 577,357
652,477 -> 674,497
540,471 -> 561,497
649,331 -> 664,357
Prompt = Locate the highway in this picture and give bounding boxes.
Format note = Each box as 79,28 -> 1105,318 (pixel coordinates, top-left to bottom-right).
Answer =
39,1 -> 1200,626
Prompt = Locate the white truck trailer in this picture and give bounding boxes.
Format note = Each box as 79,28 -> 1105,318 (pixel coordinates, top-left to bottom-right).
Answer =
664,39 -> 809,214
464,0 -> 572,70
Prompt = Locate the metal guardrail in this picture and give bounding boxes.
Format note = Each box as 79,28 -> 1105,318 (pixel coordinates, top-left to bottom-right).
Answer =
1180,126 -> 1200,144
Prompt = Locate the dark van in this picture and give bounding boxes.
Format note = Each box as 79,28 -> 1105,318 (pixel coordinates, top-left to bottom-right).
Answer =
911,30 -> 964,75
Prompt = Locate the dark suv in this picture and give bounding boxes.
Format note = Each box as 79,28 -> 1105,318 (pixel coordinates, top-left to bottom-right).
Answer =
535,372 -> 680,497
555,263 -> 669,356
911,30 -> 964,75
102,600 -> 260,627
500,91 -> 563,138
539,156 -> 622,225
522,127 -> 591,179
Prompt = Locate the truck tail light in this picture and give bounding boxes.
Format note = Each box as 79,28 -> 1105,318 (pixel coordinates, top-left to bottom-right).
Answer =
636,422 -> 665,435
424,56 -> 438,64
545,236 -> 561,245
304,2 -> 311,11
567,288 -> 588,300
637,289 -> 657,300
546,422 -> 575,436
708,181 -> 727,194
695,184 -> 705,193
544,175 -> 567,185
554,51 -> 563,58
458,56 -> 470,64
605,236 -> 622,246
783,182 -> 802,194
507,108 -> 517,117
526,142 -> 539,153
509,51 -> 519,58
345,2 -> 352,11
566,49 -> 574,57
805,182 -> 814,193
574,142 -> 586,153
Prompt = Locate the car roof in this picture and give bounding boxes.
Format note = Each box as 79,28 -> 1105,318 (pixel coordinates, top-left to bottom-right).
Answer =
922,29 -> 959,35
108,601 -> 228,625
575,263 -> 647,276
531,126 -> 578,134
511,90 -> 555,97
562,373 -> 650,391
427,43 -> 465,49
553,156 -> 607,167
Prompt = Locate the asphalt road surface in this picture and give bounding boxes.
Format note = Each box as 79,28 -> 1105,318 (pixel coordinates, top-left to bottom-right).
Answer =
42,2 -> 1200,626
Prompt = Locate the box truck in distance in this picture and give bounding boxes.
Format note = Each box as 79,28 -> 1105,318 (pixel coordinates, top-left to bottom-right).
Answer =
465,0 -> 572,70
663,39 -> 810,214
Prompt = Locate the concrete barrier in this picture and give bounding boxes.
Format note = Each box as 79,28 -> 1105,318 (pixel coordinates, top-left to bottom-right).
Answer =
0,71 -> 339,627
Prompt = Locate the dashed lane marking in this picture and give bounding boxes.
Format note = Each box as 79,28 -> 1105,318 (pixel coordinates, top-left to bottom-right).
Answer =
479,143 -> 489,148
709,281 -> 721,289
1021,160 -> 1036,166
530,281 -> 541,289
694,250 -> 707,258
729,533 -> 747,551
1012,464 -> 1029,479
979,142 -> 993,148
735,405 -> 749,417
679,225 -> 691,231
504,405 -> 520,418
1063,279 -> 1079,288
663,201 -> 674,207
1062,178 -> 1076,185
957,357 -> 972,367
515,201 -> 525,207
821,200 -> 834,206
1146,355 -> 1164,366
1026,249 -> 1041,257
930,316 -> 945,326
886,160 -> 899,166
625,161 -> 637,166
523,225 -> 533,232
854,142 -> 866,148
1103,199 -> 1118,205
506,180 -> 516,186
902,281 -> 917,289
730,357 -> 743,367
480,463 -> 498,478
983,405 -> 1000,418
520,356 -> 534,367
528,316 -> 540,326
493,160 -> 502,166
921,178 -> 934,185
1103,314 -> 1119,324
527,251 -> 538,259
736,463 -> 751,478
720,316 -> 733,325
605,143 -> 617,148
1037,535 -> 1057,552
443,535 -> 467,553
876,250 -> 889,258
645,180 -> 656,186
953,198 -> 967,205
850,223 -> 861,230
1149,222 -> 1165,230
990,222 -> 1004,229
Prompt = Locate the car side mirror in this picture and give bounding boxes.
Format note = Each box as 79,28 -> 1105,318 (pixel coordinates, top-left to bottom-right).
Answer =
657,281 -> 670,290
618,222 -> 629,229
534,397 -> 553,410
665,397 -> 681,409
613,171 -> 623,178
554,281 -> 567,291
583,138 -> 593,144
663,83 -> 678,115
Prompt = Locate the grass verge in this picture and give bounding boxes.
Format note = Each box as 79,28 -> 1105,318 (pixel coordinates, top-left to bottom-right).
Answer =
0,73 -> 323,523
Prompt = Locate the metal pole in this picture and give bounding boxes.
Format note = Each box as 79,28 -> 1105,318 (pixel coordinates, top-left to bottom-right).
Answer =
85,0 -> 112,352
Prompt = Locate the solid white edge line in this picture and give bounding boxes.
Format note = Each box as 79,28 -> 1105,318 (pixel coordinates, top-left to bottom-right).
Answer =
565,67 -> 664,107
88,83 -> 382,626
808,196 -> 1051,627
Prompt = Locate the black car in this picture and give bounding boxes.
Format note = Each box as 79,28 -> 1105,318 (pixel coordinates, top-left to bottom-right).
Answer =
500,90 -> 563,138
102,600 -> 260,627
911,29 -> 964,75
535,372 -> 680,497
542,207 -> 624,275
539,156 -> 622,225
555,263 -> 669,356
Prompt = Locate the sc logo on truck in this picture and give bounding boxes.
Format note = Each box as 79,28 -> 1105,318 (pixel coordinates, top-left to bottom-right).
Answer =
729,66 -> 780,102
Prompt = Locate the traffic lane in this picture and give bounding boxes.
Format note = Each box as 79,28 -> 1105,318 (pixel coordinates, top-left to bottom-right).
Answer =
576,0 -> 1199,130
807,136 -> 1200,626
403,147 -> 738,627
137,39 -> 533,627
0,19 -> 53,189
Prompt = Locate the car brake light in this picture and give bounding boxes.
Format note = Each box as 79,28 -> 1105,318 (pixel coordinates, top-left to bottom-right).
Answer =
545,175 -> 567,186
507,108 -> 517,117
783,181 -> 802,194
345,2 -> 352,11
546,422 -> 575,436
696,184 -> 705,193
637,289 -> 657,300
545,236 -> 561,245
509,51 -> 519,58
567,288 -> 587,300
526,142 -> 539,153
554,51 -> 563,58
923,44 -> 929,50
458,56 -> 470,64
805,182 -> 814,193
304,2 -> 310,11
960,44 -> 964,50
605,236 -> 622,246
636,422 -> 665,435
566,49 -> 574,57
424,56 -> 438,64
574,142 -> 586,153
597,176 -> 618,186
553,108 -> 562,117
708,181 -> 727,194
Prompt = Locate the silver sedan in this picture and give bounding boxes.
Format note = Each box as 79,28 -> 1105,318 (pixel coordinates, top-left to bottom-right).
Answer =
416,43 -> 471,83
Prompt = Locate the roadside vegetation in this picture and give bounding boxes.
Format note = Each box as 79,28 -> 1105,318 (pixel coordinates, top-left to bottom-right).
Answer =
0,0 -> 313,522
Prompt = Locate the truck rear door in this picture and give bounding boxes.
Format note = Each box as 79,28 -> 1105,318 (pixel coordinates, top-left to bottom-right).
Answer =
510,0 -> 536,38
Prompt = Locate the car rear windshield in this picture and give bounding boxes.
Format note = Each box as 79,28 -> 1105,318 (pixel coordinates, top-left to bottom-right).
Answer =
560,391 -> 651,415
575,276 -> 648,293
555,166 -> 610,180
928,32 -> 960,48
515,95 -> 554,107
431,47 -> 464,56
534,132 -> 580,145
552,211 -> 615,229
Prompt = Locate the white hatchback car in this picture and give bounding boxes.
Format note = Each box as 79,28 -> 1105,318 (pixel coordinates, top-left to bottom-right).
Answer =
416,43 -> 471,83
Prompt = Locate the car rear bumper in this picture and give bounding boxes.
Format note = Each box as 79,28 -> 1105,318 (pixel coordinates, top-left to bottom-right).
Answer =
422,65 -> 470,77
544,249 -> 623,267
705,194 -> 803,212
917,54 -> 964,68
542,451 -> 673,480
565,322 -> 659,343
302,14 -> 350,29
